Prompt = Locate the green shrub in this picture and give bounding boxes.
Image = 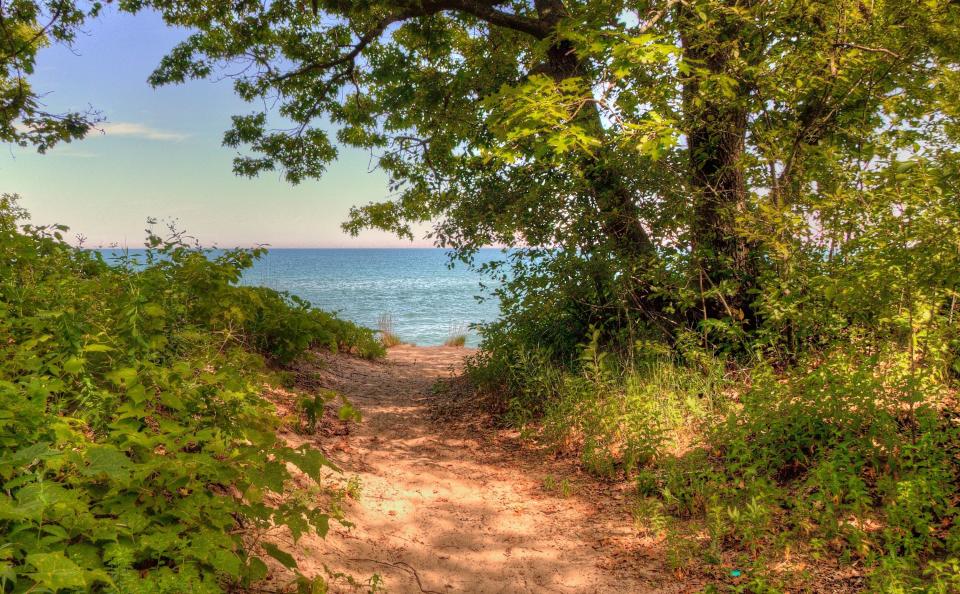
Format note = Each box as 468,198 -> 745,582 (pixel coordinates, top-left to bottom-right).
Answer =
226,287 -> 383,363
475,326 -> 960,587
0,195 -> 372,592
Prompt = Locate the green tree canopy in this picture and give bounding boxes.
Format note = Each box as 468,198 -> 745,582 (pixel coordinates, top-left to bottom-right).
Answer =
125,0 -> 960,353
0,0 -> 103,150
7,0 -> 957,354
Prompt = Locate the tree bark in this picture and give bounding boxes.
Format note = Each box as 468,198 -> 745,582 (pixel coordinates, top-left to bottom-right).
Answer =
536,1 -> 655,263
679,5 -> 756,323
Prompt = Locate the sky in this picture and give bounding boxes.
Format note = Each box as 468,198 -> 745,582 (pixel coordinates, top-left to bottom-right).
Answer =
1,8 -> 431,248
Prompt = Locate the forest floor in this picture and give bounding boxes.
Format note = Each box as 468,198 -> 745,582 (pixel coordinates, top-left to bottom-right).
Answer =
268,346 -> 698,594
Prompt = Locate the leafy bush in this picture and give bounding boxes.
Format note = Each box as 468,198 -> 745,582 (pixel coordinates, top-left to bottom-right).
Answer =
478,333 -> 960,588
470,329 -> 728,476
225,287 -> 383,363
467,126 -> 960,589
0,195 -> 377,592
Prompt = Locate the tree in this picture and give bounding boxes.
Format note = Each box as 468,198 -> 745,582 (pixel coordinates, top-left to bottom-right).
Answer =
133,1 -> 669,317
130,0 -> 960,352
0,0 -> 103,151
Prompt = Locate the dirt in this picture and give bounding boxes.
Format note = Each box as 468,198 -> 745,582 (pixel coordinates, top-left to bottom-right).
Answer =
272,346 -> 693,594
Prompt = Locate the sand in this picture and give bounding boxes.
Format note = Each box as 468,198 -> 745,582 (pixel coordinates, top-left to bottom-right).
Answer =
268,346 -> 690,594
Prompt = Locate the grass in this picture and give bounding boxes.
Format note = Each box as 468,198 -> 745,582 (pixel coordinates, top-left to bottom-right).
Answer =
480,341 -> 960,591
542,474 -> 574,498
377,313 -> 402,347
444,323 -> 468,347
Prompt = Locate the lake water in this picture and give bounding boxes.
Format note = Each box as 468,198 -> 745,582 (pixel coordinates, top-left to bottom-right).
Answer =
95,247 -> 503,346
241,248 -> 502,346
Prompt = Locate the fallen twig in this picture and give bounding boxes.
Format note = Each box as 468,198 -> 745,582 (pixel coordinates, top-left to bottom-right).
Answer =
347,557 -> 444,594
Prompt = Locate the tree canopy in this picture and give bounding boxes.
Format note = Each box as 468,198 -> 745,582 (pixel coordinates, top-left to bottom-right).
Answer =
4,0 -> 960,354
0,0 -> 102,150
120,0 -> 960,354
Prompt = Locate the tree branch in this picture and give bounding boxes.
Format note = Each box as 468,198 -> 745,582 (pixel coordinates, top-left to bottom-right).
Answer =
833,42 -> 902,60
278,1 -> 546,82
443,0 -> 547,38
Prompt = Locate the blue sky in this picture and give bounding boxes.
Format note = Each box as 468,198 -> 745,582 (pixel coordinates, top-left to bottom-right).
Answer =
2,8 -> 428,248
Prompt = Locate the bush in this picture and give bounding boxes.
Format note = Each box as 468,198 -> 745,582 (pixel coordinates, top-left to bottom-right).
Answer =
477,336 -> 960,588
226,287 -> 383,363
0,195 -> 374,592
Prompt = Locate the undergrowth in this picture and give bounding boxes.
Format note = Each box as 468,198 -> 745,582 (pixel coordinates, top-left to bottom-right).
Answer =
469,329 -> 960,591
0,195 -> 381,592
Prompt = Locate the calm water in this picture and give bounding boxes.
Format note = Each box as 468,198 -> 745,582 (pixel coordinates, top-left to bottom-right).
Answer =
96,247 -> 502,345
242,249 -> 501,346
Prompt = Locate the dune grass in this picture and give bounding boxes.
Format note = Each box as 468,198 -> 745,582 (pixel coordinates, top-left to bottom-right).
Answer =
378,313 -> 403,347
444,323 -> 468,347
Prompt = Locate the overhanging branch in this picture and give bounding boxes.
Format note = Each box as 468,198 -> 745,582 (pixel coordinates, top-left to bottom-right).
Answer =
278,0 -> 547,82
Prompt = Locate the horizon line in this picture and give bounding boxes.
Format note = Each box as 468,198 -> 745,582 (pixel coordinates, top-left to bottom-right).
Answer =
84,245 -> 510,250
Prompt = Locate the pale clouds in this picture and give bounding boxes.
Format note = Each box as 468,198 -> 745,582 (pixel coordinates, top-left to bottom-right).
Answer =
97,122 -> 188,142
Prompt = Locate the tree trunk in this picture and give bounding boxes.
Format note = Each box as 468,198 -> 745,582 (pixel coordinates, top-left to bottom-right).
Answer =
680,5 -> 756,324
538,21 -> 655,265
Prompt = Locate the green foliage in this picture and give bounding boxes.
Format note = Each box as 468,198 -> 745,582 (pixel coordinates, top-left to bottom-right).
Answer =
471,329 -> 728,477
110,0 -> 960,364
475,162 -> 960,585
6,0 -> 960,588
0,1 -> 102,150
296,389 -> 361,435
541,474 -> 573,498
0,195 -> 378,592
344,475 -> 362,502
297,390 -> 333,435
489,331 -> 960,587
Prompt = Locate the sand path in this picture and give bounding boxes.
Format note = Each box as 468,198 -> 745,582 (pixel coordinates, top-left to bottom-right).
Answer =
280,346 -> 681,594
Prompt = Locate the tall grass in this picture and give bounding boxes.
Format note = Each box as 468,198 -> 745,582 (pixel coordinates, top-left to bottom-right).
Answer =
471,333 -> 960,590
444,323 -> 468,347
377,312 -> 402,347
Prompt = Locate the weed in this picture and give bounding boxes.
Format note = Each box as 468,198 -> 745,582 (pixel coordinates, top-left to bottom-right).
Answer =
630,496 -> 668,538
444,323 -> 469,347
377,313 -> 402,347
542,474 -> 574,498
345,475 -> 363,500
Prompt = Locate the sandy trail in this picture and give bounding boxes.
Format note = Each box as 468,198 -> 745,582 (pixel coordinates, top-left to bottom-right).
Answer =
280,346 -> 681,594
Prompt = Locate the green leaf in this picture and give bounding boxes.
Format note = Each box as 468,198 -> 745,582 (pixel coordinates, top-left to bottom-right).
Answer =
337,402 -> 361,423
82,344 -> 113,353
26,552 -> 86,591
0,562 -> 15,586
210,549 -> 243,578
106,367 -> 138,386
160,391 -> 185,410
261,542 -> 297,569
126,383 -> 147,404
16,482 -> 68,519
6,442 -> 58,467
62,357 -> 85,374
290,448 -> 339,479
80,446 -> 132,479
245,557 -> 269,582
